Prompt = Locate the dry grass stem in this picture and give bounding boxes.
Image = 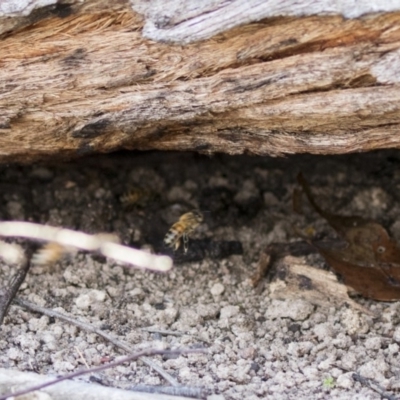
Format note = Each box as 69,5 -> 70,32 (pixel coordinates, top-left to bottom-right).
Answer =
0,221 -> 172,272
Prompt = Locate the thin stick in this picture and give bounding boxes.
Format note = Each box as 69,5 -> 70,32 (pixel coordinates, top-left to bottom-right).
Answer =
0,347 -> 206,400
335,363 -> 398,400
141,327 -> 184,337
0,221 -> 172,272
141,327 -> 210,344
352,373 -> 398,400
128,385 -> 209,399
14,298 -> 180,386
0,244 -> 30,326
74,346 -> 90,370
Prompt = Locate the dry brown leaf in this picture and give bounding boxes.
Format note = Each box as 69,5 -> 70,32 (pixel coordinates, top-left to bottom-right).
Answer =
298,173 -> 400,301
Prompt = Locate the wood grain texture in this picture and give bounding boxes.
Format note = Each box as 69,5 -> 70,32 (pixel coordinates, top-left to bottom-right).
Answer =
1,1 -> 400,162
131,0 -> 400,44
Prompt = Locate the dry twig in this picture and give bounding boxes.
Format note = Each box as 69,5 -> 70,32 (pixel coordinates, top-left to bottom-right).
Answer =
15,298 -> 180,386
352,373 -> 398,400
0,242 -> 29,326
128,384 -> 209,399
0,347 -> 206,400
333,363 -> 398,400
141,327 -> 185,337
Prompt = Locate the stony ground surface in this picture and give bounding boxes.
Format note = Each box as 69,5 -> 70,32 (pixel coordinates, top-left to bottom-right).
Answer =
0,150 -> 400,399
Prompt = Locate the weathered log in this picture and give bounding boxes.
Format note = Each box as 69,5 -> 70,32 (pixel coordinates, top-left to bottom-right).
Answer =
1,0 -> 400,162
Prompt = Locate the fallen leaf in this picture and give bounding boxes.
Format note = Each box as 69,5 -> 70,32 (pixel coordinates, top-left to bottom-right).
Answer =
297,173 -> 400,301
269,256 -> 373,315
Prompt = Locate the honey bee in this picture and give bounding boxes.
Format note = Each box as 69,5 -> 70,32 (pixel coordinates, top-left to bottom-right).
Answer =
32,242 -> 67,266
164,210 -> 203,253
120,188 -> 155,209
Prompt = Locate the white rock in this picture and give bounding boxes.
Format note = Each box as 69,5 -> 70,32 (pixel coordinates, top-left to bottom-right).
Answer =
177,307 -> 202,327
303,365 -> 320,380
75,290 -> 106,310
313,323 -> 334,341
179,366 -> 192,379
239,347 -> 256,359
336,372 -> 354,389
51,325 -> 63,339
7,347 -> 24,361
75,294 -> 91,310
318,356 -> 335,371
196,303 -> 220,319
365,336 -> 382,350
341,309 -> 369,335
28,316 -> 49,332
220,305 -> 240,319
393,326 -> 400,342
287,341 -> 313,357
358,358 -> 389,381
265,299 -> 314,321
388,343 -> 399,355
211,283 -> 225,296
40,332 -> 57,350
16,334 -> 40,350
129,288 -> 143,297
159,307 -> 179,325
332,333 -> 352,349
89,289 -> 106,302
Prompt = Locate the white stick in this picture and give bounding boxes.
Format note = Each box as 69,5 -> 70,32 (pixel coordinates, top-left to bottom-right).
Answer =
0,221 -> 172,272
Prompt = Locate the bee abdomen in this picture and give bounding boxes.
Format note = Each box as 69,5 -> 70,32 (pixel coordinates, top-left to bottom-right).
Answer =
164,229 -> 179,245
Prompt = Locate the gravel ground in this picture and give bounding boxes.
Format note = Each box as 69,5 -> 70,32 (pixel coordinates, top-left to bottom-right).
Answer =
1,150 -> 400,399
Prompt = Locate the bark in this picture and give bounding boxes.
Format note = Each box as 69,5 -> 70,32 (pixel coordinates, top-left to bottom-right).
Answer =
1,0 -> 400,162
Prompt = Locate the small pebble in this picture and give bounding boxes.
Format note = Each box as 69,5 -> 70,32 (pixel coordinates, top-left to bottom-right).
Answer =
211,283 -> 225,296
